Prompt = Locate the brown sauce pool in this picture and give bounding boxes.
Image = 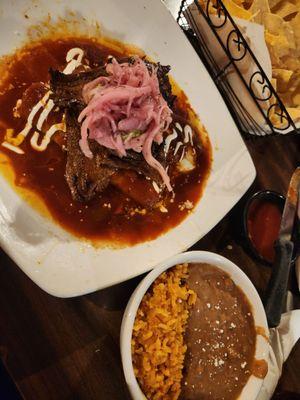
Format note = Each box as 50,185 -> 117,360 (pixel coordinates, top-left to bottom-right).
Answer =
181,263 -> 260,400
0,37 -> 211,246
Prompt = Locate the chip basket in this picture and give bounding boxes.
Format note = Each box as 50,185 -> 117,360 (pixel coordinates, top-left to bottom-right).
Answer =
177,0 -> 300,137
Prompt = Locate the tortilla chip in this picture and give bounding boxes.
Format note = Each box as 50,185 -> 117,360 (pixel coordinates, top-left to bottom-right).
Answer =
272,68 -> 293,92
249,0 -> 271,23
277,91 -> 293,107
262,12 -> 284,34
265,35 -> 281,65
271,78 -> 277,91
281,55 -> 300,71
274,2 -> 298,19
266,32 -> 290,59
269,0 -> 285,9
273,69 -> 293,82
222,0 -> 252,19
290,12 -> 300,51
292,94 -> 300,107
287,72 -> 300,92
290,11 -> 300,35
283,21 -> 296,49
262,13 -> 295,63
286,107 -> 300,120
231,0 -> 245,6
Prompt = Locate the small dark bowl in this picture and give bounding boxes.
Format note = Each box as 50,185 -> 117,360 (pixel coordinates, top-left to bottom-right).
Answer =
242,190 -> 285,266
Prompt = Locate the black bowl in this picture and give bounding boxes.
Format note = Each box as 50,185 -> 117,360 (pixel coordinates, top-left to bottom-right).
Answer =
242,190 -> 285,266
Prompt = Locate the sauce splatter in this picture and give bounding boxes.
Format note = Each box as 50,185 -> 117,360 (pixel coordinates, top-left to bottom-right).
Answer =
256,326 -> 269,343
252,359 -> 268,379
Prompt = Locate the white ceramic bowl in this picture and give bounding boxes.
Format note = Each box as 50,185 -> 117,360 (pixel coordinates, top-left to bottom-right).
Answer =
120,251 -> 269,400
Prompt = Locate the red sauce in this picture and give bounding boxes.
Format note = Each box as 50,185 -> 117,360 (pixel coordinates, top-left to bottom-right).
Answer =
0,37 -> 211,246
247,200 -> 282,263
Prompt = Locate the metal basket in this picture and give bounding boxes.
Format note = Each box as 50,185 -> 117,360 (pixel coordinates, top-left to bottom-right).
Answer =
177,0 -> 299,136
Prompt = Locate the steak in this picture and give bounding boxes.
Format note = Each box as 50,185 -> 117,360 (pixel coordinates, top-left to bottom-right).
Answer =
65,108 -> 164,204
50,65 -> 107,111
50,57 -> 173,205
65,109 -> 115,202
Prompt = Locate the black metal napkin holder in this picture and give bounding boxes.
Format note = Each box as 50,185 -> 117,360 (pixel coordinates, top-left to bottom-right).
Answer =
177,0 -> 299,136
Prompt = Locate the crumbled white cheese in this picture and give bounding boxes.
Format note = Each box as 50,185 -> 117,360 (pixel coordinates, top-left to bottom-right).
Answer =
152,181 -> 161,193
159,205 -> 168,213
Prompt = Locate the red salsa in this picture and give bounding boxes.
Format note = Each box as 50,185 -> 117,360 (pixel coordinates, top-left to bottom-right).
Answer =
247,199 -> 282,263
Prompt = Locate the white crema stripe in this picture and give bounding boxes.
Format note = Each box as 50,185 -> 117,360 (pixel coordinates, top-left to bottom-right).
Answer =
2,48 -> 84,154
1,141 -> 24,154
63,48 -> 84,75
31,122 -> 66,152
164,128 -> 178,155
175,122 -> 183,132
174,141 -> 183,155
18,91 -> 51,140
36,99 -> 55,130
184,124 -> 193,145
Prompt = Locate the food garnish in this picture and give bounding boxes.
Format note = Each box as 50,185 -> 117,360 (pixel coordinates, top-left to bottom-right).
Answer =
79,57 -> 173,191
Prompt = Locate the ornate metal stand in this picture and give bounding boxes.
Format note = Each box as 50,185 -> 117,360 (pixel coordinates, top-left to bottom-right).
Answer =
177,0 -> 299,136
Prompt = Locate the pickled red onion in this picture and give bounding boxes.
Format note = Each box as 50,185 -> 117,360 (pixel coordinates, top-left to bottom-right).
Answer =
79,57 -> 173,191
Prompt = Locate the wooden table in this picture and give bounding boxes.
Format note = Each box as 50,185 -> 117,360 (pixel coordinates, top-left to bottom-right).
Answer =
0,134 -> 299,399
1,0 -> 300,395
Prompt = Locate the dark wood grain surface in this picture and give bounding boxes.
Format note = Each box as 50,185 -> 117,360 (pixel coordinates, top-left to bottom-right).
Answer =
0,134 -> 300,400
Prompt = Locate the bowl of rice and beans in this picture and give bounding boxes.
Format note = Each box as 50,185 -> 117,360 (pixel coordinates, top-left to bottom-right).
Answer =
121,251 -> 269,400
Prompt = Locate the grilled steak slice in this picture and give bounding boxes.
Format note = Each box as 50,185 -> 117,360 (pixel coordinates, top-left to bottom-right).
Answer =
65,109 -> 164,203
111,170 -> 160,208
102,147 -> 163,182
50,66 -> 107,110
65,109 -> 115,202
144,61 -> 175,108
50,58 -> 175,109
50,56 -> 173,204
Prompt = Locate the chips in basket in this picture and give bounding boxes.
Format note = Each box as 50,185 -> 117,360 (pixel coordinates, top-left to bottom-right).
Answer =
227,0 -> 300,124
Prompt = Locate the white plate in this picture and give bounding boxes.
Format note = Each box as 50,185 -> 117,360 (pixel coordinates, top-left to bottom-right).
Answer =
0,0 -> 255,297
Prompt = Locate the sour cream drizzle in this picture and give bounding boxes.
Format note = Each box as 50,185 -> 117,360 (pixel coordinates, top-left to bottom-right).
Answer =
1,48 -> 84,154
164,128 -> 178,155
36,99 -> 55,130
164,123 -> 194,160
30,122 -> 66,152
1,141 -> 24,154
174,141 -> 183,155
184,124 -> 193,145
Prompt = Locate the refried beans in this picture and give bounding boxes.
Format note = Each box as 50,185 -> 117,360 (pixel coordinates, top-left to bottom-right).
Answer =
180,263 -> 256,400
